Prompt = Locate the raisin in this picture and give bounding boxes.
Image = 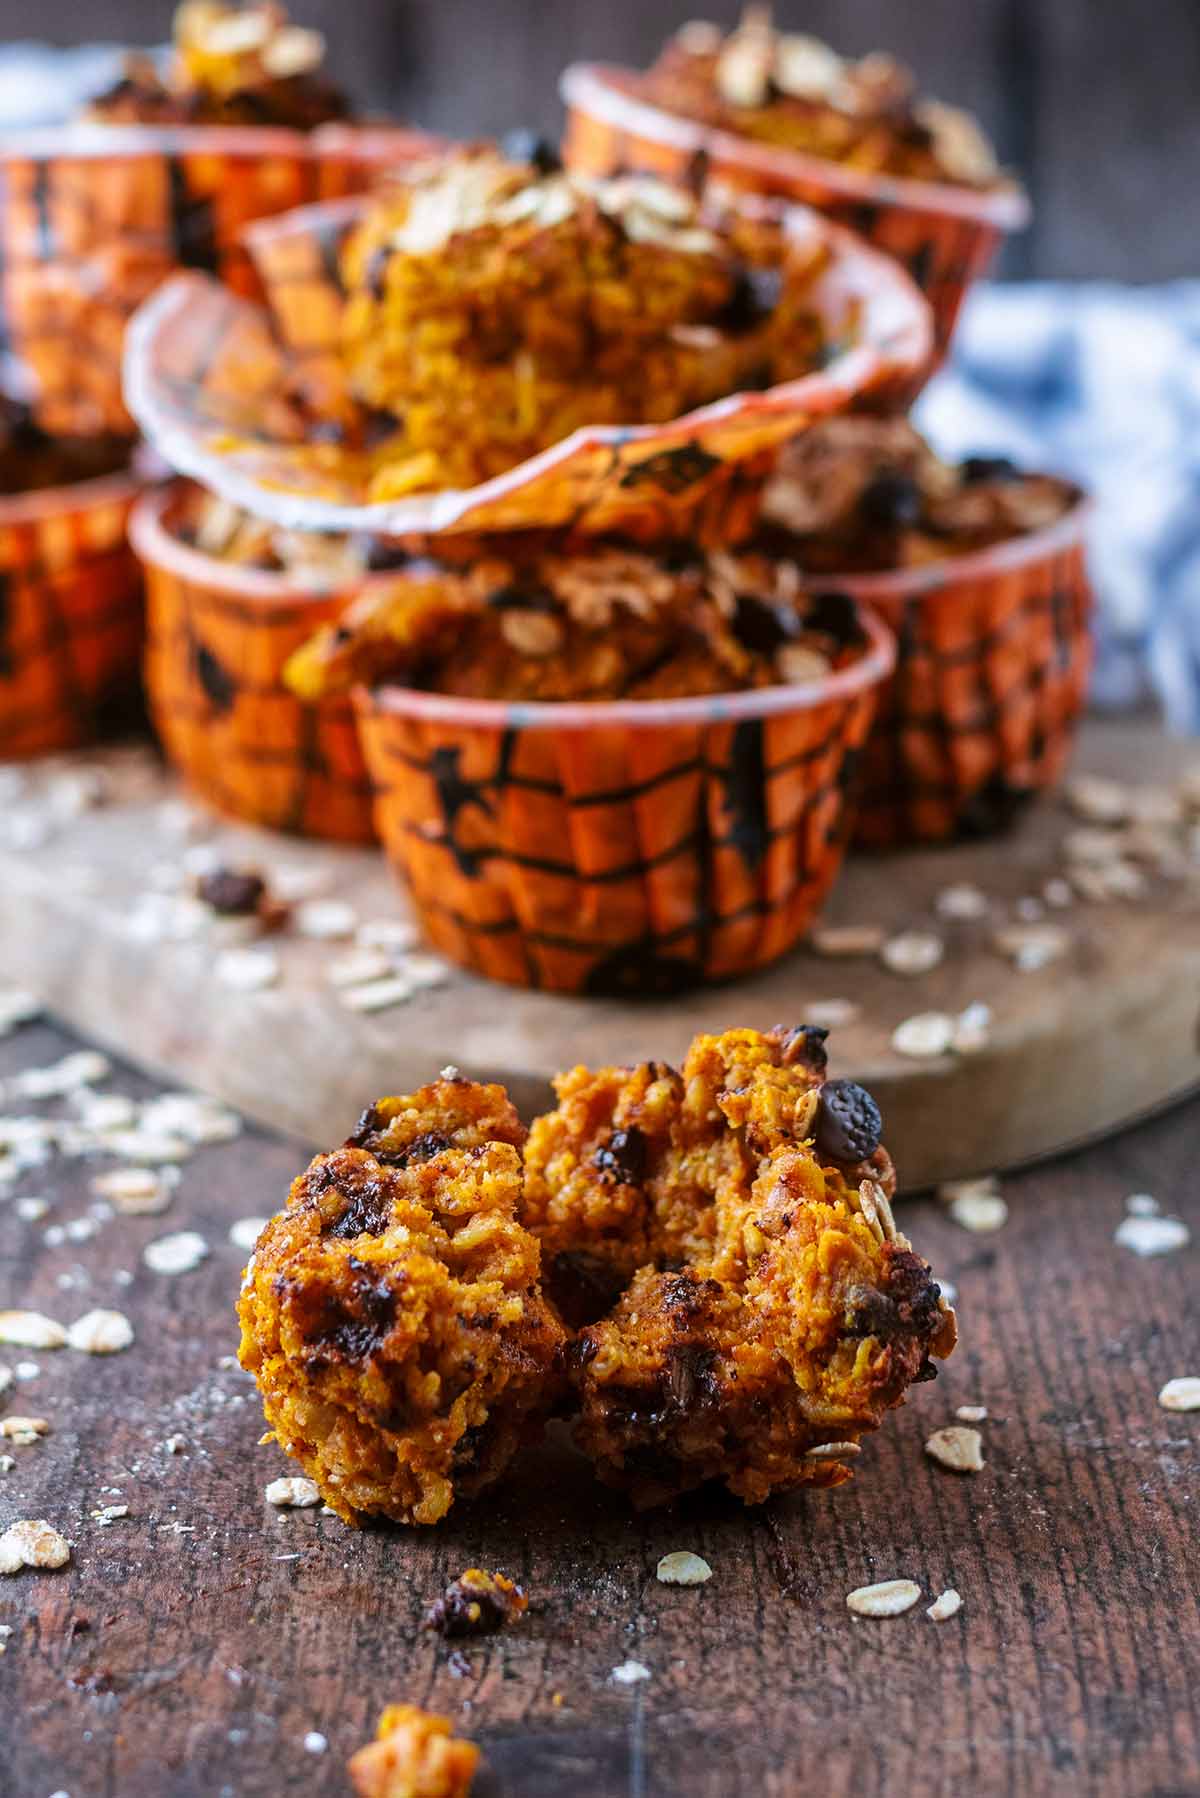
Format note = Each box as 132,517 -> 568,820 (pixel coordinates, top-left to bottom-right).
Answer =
593,1126 -> 648,1185
815,1079 -> 882,1163
858,470 -> 923,530
732,592 -> 797,654
720,263 -> 783,333
961,454 -> 1020,485
196,868 -> 265,916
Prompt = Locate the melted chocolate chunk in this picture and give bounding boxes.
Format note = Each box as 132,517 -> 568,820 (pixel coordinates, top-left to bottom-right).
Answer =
732,592 -> 798,654
499,129 -> 562,174
858,470 -> 923,530
720,263 -> 784,333
593,1126 -> 649,1185
773,1024 -> 829,1074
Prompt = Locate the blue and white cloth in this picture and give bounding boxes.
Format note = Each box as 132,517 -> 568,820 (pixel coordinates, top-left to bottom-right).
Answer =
919,282 -> 1200,731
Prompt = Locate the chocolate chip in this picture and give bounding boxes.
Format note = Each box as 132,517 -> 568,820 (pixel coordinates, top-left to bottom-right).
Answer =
961,454 -> 1020,485
732,592 -> 798,654
815,1079 -> 883,1163
196,868 -> 265,916
719,263 -> 783,333
499,129 -> 562,174
858,470 -> 923,530
593,1126 -> 648,1185
774,1024 -> 829,1074
807,590 -> 863,646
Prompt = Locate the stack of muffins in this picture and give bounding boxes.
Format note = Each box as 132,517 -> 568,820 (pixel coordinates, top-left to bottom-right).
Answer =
0,1 -> 431,758
5,6 -> 1095,996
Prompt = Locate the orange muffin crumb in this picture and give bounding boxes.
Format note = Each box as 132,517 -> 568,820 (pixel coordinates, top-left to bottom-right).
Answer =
237,1075 -> 566,1525
348,1704 -> 479,1798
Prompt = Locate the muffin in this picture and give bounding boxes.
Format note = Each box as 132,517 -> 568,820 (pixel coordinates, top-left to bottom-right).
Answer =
84,2 -> 349,131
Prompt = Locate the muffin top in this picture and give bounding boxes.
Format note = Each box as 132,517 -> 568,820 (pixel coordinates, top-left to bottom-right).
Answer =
283,535 -> 872,705
759,418 -> 1079,573
641,8 -> 1002,189
84,2 -> 349,130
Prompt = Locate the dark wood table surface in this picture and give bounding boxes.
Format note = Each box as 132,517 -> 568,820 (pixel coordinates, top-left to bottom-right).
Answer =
1,1016 -> 1197,1798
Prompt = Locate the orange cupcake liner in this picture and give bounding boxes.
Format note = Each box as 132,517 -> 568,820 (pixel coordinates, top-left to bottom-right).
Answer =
834,497 -> 1094,848
123,192 -> 932,543
561,63 -> 1030,360
130,482 -> 377,842
0,123 -> 438,440
352,608 -> 895,994
0,463 -> 146,760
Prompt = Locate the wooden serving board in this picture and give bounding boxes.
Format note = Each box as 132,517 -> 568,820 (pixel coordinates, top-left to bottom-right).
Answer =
2,717 -> 1198,1188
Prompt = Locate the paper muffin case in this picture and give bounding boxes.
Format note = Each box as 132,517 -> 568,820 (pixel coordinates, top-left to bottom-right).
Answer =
352,608 -> 894,994
833,497 -> 1094,849
130,483 -> 376,843
0,463 -> 146,760
122,193 -> 932,544
561,63 -> 1030,360
0,123 -> 438,440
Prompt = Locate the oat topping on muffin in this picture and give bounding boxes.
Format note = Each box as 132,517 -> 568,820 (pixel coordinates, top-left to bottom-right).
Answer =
760,418 -> 1079,573
643,7 -> 1003,189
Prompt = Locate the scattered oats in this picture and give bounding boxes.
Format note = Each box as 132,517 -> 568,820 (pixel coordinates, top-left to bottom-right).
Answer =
846,1579 -> 921,1618
143,1231 -> 209,1276
356,918 -> 419,954
1066,774 -> 1129,825
803,1440 -> 862,1462
90,1504 -> 129,1526
0,990 -> 38,1037
0,1366 -> 9,1395
100,1129 -> 190,1165
215,947 -> 279,992
0,1312 -> 66,1350
43,1225 -> 66,1248
0,1417 -> 50,1443
1043,876 -> 1074,909
114,1269 -> 134,1286
925,1426 -> 985,1472
65,1218 -> 99,1244
339,975 -> 417,1014
11,1050 -> 110,1098
66,1310 -> 134,1354
0,1456 -> 12,1472
0,1519 -> 70,1573
126,892 -> 210,943
141,1093 -> 241,1145
14,1362 -> 38,1381
938,1279 -> 958,1305
1126,1193 -> 1160,1217
156,797 -> 209,840
163,1434 -> 186,1455
1158,1377 -> 1200,1412
993,923 -> 1069,971
2,808 -> 55,851
1087,859 -> 1148,901
265,1476 -> 321,1508
946,1190 -> 1008,1234
802,997 -> 861,1031
955,1405 -> 988,1423
72,1091 -> 137,1131
14,1197 -> 49,1222
230,1218 -> 267,1253
610,1659 -> 652,1684
1114,1214 -> 1190,1257
952,1002 -> 992,1055
327,949 -> 393,990
880,931 -> 944,977
92,1167 -> 176,1215
294,899 -> 357,941
1065,825 -> 1123,866
935,883 -> 989,921
656,1551 -> 712,1586
400,953 -> 450,990
1015,896 -> 1044,922
891,1012 -> 956,1059
926,1589 -> 963,1622
303,1732 -> 329,1755
1129,787 -> 1183,829
810,924 -> 885,958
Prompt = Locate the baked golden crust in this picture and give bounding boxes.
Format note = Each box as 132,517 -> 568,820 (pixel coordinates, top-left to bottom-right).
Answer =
348,1704 -> 479,1798
339,148 -> 829,494
237,1077 -> 566,1526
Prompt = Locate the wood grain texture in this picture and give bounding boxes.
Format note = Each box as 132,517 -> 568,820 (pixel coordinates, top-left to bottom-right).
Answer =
0,1016 -> 1197,1797
1,721 -> 1197,1191
7,0 -> 1199,280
